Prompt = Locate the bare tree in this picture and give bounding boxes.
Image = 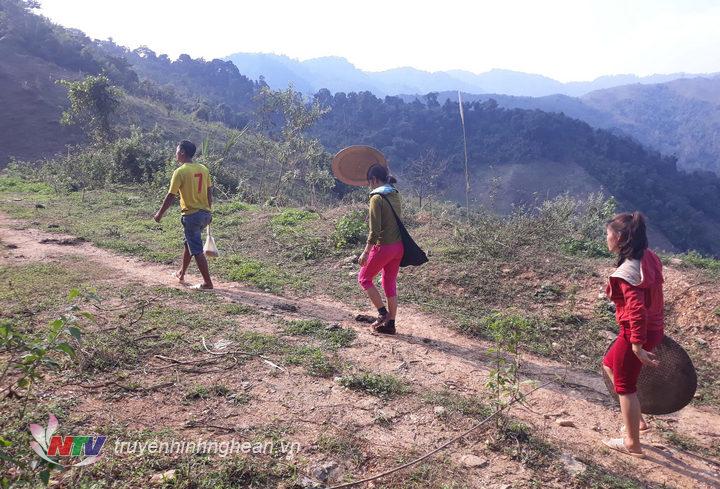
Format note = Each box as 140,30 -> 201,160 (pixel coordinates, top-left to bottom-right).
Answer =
404,149 -> 448,210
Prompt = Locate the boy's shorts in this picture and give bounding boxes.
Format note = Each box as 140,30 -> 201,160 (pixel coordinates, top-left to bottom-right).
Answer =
181,210 -> 212,256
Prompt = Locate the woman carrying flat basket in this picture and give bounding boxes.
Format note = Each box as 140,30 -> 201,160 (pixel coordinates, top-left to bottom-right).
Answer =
331,146 -> 411,335
601,212 -> 664,458
357,164 -> 404,335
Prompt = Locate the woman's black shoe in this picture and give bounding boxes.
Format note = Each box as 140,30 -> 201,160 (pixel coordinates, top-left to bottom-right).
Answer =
373,320 -> 396,335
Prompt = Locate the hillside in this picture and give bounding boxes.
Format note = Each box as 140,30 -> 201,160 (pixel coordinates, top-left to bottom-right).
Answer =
0,43 -> 84,163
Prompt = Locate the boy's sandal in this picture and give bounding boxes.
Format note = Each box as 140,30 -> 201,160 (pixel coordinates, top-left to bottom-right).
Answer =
602,438 -> 645,459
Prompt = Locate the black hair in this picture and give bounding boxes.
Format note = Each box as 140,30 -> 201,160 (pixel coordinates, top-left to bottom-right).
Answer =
178,140 -> 197,159
607,211 -> 648,266
367,164 -> 397,185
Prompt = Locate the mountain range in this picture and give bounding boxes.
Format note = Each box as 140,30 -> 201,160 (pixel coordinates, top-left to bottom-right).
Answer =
407,74 -> 720,174
225,52 -> 720,174
224,52 -> 711,98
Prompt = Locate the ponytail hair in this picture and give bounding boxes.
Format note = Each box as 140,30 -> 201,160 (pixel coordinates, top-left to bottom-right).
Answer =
367,164 -> 397,185
606,211 -> 648,266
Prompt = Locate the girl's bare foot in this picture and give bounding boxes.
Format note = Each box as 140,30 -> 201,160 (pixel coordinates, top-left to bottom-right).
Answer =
620,421 -> 651,433
172,271 -> 186,283
603,438 -> 645,458
192,283 -> 213,290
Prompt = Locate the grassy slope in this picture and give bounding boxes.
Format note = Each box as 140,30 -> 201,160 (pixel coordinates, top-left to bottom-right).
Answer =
1,179 -> 718,403
1,181 -> 718,487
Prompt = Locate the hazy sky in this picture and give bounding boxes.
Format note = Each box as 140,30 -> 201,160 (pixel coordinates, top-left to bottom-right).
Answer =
38,0 -> 720,82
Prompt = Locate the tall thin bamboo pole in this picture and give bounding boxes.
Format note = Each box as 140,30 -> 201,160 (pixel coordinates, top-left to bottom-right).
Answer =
458,91 -> 470,223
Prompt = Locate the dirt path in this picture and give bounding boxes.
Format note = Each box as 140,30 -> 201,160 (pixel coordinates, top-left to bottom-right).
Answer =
2,213 -> 719,488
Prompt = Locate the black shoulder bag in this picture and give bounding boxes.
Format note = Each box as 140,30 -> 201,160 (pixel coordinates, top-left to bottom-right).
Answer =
378,194 -> 429,267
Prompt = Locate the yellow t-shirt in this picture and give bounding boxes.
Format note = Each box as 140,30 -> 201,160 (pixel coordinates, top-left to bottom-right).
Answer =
168,162 -> 212,215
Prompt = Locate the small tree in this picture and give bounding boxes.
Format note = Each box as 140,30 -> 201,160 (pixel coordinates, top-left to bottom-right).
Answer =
254,85 -> 333,204
484,313 -> 534,429
58,75 -> 119,142
404,149 -> 448,209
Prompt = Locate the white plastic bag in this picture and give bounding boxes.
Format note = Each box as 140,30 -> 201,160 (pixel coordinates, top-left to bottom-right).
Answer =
203,225 -> 219,257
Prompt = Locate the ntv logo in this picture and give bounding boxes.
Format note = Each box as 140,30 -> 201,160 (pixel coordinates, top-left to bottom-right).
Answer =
29,415 -> 105,467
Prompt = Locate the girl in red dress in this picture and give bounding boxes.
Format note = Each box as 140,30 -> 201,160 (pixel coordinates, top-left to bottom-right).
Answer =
602,212 -> 663,458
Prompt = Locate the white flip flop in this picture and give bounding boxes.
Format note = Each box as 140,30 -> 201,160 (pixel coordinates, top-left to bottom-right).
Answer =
603,438 -> 645,459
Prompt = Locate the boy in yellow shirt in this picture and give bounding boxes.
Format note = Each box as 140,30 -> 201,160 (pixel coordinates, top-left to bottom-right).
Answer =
154,140 -> 214,289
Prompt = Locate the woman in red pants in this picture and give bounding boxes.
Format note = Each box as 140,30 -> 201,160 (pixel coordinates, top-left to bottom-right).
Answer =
358,164 -> 404,334
602,212 -> 663,458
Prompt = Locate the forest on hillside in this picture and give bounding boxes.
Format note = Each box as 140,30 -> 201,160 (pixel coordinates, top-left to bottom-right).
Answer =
2,0 -> 720,256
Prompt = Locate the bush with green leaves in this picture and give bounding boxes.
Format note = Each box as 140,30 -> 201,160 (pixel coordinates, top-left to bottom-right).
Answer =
0,312 -> 84,398
58,75 -> 120,142
332,210 -> 368,249
271,209 -> 318,230
0,289 -> 87,487
678,251 -> 720,272
38,129 -> 170,192
450,193 -> 616,260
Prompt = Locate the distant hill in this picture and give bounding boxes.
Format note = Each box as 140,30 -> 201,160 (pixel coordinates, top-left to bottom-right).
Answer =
581,77 -> 720,174
416,75 -> 720,174
224,52 -> 710,97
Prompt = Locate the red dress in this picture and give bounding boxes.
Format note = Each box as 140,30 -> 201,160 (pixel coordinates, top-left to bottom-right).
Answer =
602,249 -> 665,394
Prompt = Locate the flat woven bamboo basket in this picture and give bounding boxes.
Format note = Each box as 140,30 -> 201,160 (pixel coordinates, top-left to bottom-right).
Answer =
602,335 -> 697,415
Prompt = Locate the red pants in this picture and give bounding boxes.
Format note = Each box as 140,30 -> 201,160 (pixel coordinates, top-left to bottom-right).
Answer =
603,328 -> 663,394
358,242 -> 404,298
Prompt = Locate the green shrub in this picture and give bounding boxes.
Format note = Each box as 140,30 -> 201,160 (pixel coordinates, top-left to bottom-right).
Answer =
679,251 -> 720,271
300,238 -> 324,261
333,210 -> 367,249
457,311 -> 535,342
36,129 -> 169,191
213,200 -> 254,216
221,255 -> 287,292
559,237 -> 612,258
106,131 -> 168,184
0,175 -> 52,194
271,208 -> 317,228
454,193 -> 616,260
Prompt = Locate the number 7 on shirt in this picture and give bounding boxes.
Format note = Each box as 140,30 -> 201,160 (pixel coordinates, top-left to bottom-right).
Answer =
193,173 -> 203,193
